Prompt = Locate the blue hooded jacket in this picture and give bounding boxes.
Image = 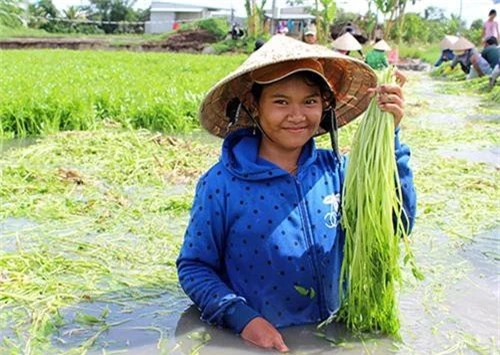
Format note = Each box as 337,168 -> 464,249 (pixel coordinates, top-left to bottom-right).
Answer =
176,128 -> 416,334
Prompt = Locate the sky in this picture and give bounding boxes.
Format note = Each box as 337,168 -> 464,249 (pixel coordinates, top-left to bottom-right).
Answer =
50,0 -> 500,27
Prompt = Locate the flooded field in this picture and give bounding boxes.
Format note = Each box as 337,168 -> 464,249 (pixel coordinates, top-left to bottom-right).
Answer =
1,72 -> 499,354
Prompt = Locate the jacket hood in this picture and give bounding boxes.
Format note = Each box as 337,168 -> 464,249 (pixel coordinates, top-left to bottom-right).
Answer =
221,128 -> 318,181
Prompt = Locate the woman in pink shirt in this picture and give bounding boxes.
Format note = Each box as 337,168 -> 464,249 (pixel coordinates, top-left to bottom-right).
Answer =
483,9 -> 499,42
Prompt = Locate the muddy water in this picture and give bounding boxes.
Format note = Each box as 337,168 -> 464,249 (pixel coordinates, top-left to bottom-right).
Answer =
0,137 -> 37,153
438,145 -> 500,166
49,227 -> 498,355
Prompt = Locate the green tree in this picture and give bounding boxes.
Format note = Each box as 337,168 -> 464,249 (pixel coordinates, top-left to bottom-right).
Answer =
319,0 -> 336,42
63,6 -> 83,20
445,14 -> 466,37
466,19 -> 483,44
29,0 -> 58,19
400,12 -> 428,43
372,0 -> 420,43
245,0 -> 266,37
0,0 -> 25,27
309,0 -> 335,43
135,6 -> 150,22
469,19 -> 482,31
82,0 -> 137,22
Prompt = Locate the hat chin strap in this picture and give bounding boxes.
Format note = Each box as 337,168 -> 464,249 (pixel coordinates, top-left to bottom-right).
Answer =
320,107 -> 341,162
249,114 -> 275,143
226,97 -> 274,142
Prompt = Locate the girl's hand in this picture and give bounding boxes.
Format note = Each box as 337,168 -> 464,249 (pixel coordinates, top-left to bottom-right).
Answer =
368,83 -> 405,128
394,70 -> 407,87
241,317 -> 290,352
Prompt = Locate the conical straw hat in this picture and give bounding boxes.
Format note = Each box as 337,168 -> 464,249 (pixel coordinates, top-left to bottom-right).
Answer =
439,35 -> 459,50
373,39 -> 391,51
451,37 -> 475,51
332,32 -> 362,51
200,35 -> 377,138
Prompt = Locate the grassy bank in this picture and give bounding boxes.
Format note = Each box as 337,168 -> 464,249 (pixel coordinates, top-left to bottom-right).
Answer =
0,50 -> 245,138
398,43 -> 440,64
0,25 -> 168,41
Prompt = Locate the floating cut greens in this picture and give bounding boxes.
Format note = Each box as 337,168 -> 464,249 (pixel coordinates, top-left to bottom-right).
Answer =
332,67 -> 421,336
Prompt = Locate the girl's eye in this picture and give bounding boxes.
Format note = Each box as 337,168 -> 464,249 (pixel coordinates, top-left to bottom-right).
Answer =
305,98 -> 318,105
273,99 -> 287,105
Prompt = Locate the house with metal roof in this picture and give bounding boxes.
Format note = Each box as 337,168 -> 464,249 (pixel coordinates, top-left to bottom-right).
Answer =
145,1 -> 231,34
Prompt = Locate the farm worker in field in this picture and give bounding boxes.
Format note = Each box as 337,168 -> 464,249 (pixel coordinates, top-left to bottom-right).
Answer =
176,35 -> 416,352
332,32 -> 364,59
481,36 -> 500,70
482,9 -> 499,43
434,35 -> 458,67
302,24 -> 317,44
489,59 -> 500,89
365,39 -> 391,70
450,37 -> 493,79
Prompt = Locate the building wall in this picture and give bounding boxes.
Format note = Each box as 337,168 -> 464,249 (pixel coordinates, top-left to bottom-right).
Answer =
175,12 -> 203,21
146,12 -> 175,33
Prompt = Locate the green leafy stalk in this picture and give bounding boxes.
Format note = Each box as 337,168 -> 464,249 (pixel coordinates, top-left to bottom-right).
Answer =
328,67 -> 420,336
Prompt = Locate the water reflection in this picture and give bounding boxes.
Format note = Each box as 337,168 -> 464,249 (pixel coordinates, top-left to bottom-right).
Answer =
53,292 -> 391,355
0,137 -> 37,154
438,146 -> 500,166
44,226 -> 499,354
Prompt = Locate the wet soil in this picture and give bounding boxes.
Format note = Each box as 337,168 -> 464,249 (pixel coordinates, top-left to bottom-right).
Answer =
0,29 -> 218,52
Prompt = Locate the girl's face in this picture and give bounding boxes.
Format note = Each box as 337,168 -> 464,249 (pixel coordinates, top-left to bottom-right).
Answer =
257,75 -> 324,154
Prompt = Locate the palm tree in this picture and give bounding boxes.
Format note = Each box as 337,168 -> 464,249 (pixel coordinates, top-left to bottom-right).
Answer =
63,6 -> 83,20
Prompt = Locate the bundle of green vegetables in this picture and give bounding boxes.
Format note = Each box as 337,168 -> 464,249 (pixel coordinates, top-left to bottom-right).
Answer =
329,67 -> 422,337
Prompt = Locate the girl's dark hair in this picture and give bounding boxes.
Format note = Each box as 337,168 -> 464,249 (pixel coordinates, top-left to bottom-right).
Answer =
250,71 -> 335,108
489,9 -> 496,16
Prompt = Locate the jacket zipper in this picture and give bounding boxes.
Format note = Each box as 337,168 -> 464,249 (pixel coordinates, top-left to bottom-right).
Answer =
294,176 -> 328,319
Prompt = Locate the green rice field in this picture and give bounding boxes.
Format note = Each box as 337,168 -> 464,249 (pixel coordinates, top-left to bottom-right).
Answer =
0,49 -> 499,354
0,50 -> 246,138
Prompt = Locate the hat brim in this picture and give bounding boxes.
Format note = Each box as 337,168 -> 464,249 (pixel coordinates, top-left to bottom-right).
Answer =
200,36 -> 377,138
333,32 -> 362,51
373,40 -> 391,51
451,37 -> 475,51
252,58 -> 330,88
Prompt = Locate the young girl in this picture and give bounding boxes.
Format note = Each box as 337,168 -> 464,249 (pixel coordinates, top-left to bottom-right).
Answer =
482,9 -> 499,43
177,35 -> 416,352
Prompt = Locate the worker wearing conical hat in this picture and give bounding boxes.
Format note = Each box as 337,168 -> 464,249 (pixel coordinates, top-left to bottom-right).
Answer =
177,35 -> 416,352
450,37 -> 494,78
365,39 -> 391,70
434,35 -> 458,67
332,32 -> 364,59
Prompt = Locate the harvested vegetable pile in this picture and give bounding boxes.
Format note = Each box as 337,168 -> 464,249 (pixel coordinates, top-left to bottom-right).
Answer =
430,62 -> 466,81
329,67 -> 422,336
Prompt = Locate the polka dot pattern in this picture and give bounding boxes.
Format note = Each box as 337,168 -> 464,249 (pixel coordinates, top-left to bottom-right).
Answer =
177,129 -> 417,330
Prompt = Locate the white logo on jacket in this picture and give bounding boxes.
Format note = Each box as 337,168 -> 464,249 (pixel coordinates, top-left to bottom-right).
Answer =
323,193 -> 340,228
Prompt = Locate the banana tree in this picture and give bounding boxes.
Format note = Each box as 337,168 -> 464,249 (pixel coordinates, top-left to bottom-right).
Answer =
311,0 -> 336,43
245,0 -> 267,37
374,0 -> 420,43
